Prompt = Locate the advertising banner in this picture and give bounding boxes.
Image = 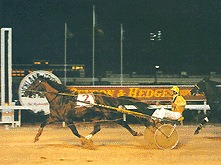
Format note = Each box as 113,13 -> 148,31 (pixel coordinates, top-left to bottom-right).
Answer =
68,86 -> 205,102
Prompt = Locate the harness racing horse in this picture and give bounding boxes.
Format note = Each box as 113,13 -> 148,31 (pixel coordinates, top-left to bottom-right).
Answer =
24,76 -> 153,145
190,78 -> 221,134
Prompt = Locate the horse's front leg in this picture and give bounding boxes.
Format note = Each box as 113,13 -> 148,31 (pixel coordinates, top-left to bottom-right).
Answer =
117,120 -> 143,136
68,124 -> 84,138
34,119 -> 49,143
194,116 -> 209,134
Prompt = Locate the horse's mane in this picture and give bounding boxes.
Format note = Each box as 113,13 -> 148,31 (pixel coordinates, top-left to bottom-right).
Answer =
204,78 -> 217,86
38,76 -> 72,93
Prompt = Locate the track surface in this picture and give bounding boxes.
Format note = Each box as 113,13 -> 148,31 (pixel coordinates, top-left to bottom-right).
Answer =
1,123 -> 221,165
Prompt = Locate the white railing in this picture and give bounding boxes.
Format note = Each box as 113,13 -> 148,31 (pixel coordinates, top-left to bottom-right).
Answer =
0,106 -> 33,127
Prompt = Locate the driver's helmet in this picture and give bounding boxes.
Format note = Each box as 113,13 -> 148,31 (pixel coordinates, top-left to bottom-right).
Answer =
171,86 -> 179,94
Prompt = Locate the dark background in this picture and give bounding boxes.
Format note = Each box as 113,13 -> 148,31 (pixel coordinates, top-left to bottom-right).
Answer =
1,0 -> 220,77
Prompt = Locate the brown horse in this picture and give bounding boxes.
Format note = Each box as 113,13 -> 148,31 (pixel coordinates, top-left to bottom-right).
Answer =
24,76 -> 153,144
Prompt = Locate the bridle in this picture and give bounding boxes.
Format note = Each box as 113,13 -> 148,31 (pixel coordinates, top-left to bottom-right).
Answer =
26,80 -> 61,104
193,83 -> 204,95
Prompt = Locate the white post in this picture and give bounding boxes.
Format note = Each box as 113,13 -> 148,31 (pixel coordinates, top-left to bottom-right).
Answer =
64,23 -> 67,85
204,100 -> 207,114
1,28 -> 12,106
1,29 -> 5,106
120,24 -> 123,86
120,24 -> 125,119
92,5 -> 95,86
123,113 -> 126,121
62,121 -> 66,128
19,109 -> 21,127
8,29 -> 12,106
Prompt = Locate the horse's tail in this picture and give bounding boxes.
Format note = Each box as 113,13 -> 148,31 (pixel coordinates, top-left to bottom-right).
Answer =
117,96 -> 150,107
116,96 -> 154,116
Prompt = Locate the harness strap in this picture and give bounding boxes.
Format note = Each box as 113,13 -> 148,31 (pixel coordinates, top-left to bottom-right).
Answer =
50,95 -> 67,121
41,92 -> 67,120
66,118 -> 124,127
60,96 -> 63,105
172,95 -> 178,103
48,94 -> 59,104
195,84 -> 200,89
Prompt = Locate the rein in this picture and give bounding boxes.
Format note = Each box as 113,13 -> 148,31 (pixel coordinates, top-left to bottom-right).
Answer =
29,90 -> 60,104
195,84 -> 200,89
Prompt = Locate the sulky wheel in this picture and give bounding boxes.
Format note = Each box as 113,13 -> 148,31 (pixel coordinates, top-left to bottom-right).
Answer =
154,124 -> 179,150
144,123 -> 162,146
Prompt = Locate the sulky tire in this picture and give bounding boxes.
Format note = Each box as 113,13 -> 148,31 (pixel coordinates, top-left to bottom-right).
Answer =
154,124 -> 179,150
144,123 -> 162,146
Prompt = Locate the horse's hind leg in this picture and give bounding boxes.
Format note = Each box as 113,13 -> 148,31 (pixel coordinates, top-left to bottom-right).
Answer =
68,124 -> 94,146
34,120 -> 48,143
117,120 -> 143,136
85,123 -> 101,139
68,124 -> 83,138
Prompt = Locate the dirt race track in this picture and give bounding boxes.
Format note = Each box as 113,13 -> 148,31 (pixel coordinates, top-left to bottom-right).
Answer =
1,123 -> 221,165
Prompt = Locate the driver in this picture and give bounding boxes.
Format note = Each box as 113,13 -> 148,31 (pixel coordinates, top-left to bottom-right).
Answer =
152,86 -> 186,120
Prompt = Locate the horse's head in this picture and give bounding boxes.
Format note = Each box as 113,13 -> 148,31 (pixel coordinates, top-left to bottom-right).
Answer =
24,75 -> 77,103
24,76 -> 48,97
190,78 -> 217,97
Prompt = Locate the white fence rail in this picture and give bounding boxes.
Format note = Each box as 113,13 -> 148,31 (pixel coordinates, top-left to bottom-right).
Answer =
0,106 -> 33,127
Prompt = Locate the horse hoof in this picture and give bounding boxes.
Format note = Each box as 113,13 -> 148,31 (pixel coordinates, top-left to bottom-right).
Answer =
80,137 -> 93,145
134,132 -> 143,136
194,131 -> 199,135
137,132 -> 143,136
34,138 -> 39,143
80,137 -> 96,150
80,137 -> 87,145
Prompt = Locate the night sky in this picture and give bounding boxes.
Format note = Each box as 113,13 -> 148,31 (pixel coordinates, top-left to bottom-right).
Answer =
1,0 -> 220,77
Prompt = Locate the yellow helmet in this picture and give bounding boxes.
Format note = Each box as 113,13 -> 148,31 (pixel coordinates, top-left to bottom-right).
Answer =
171,86 -> 179,94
